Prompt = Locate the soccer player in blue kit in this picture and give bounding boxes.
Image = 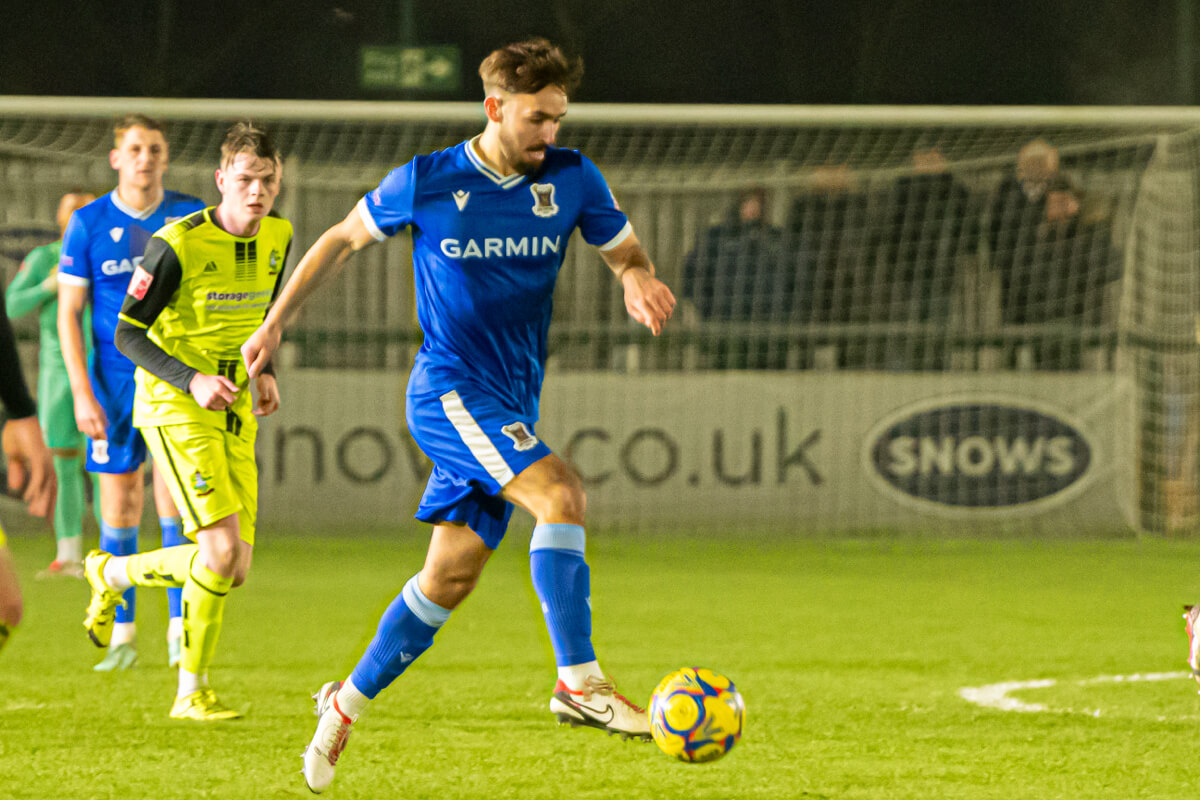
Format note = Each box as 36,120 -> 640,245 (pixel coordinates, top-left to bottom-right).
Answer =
58,114 -> 206,670
241,38 -> 676,792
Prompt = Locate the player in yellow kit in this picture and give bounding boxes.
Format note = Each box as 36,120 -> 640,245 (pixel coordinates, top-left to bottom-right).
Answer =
80,121 -> 290,719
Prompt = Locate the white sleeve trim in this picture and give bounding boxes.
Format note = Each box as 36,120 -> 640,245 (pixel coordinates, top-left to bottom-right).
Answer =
57,272 -> 90,287
597,221 -> 633,252
356,196 -> 388,243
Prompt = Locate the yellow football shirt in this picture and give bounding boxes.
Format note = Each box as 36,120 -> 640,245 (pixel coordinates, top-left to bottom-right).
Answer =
118,208 -> 292,429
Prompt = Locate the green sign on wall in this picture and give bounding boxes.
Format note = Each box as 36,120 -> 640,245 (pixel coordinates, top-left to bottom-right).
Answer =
360,45 -> 461,92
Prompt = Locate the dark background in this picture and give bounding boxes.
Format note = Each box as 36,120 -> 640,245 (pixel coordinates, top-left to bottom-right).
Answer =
0,0 -> 1195,105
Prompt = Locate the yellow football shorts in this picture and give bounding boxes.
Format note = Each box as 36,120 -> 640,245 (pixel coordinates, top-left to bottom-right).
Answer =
144,419 -> 258,545
0,521 -> 6,548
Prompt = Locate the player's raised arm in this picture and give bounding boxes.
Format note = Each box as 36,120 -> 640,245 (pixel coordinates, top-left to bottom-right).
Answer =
242,206 -> 378,378
600,231 -> 676,336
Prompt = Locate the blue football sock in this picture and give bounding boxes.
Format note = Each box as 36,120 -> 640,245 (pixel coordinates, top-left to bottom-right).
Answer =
159,516 -> 185,621
530,523 -> 595,667
349,574 -> 450,699
99,522 -> 138,623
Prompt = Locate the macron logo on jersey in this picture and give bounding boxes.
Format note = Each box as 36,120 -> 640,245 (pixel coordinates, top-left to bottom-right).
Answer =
440,236 -> 561,260
453,190 -> 470,211
109,227 -> 124,243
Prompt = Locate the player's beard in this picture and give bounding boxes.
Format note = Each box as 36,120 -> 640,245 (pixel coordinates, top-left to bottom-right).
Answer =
515,147 -> 549,175
500,132 -> 547,175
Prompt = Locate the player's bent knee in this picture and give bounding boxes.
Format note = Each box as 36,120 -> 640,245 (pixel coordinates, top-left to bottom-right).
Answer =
421,566 -> 479,609
541,481 -> 587,523
198,536 -> 240,578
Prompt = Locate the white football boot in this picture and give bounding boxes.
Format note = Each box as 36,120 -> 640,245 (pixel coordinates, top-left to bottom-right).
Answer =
303,681 -> 357,793
549,674 -> 652,741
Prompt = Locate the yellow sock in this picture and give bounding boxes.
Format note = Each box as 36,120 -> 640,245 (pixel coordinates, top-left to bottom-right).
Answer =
181,557 -> 234,675
125,544 -> 199,588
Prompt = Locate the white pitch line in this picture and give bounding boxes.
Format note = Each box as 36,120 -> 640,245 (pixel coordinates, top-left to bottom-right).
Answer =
958,671 -> 1193,715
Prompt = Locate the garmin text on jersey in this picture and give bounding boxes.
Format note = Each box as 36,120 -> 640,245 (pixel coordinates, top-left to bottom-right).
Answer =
439,235 -> 561,259
101,256 -> 142,276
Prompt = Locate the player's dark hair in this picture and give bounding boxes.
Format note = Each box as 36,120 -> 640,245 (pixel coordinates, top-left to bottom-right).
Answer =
220,121 -> 282,170
113,113 -> 166,147
479,38 -> 583,97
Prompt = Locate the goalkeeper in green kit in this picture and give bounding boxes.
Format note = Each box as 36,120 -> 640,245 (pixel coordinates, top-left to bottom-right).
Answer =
5,190 -> 96,578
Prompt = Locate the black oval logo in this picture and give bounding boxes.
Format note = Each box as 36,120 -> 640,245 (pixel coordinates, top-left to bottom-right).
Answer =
868,403 -> 1092,508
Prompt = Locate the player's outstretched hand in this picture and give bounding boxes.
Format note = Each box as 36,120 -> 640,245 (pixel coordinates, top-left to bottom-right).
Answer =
2,416 -> 56,519
242,322 -> 281,379
253,374 -> 280,417
621,268 -> 676,336
189,373 -> 239,411
73,392 -> 108,441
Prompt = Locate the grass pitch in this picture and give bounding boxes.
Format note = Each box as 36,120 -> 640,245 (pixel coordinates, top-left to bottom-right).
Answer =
3,525 -> 1200,799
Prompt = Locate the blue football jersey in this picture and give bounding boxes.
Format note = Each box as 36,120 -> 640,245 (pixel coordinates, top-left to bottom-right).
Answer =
58,189 -> 205,369
359,138 -> 631,416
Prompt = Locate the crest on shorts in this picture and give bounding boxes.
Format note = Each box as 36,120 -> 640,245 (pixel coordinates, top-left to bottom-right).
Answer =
530,183 -> 559,218
501,421 -> 539,452
192,469 -> 215,497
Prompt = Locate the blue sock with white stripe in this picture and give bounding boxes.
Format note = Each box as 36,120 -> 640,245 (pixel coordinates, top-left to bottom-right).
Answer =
349,574 -> 450,699
530,523 -> 595,667
159,516 -> 185,621
99,522 -> 138,623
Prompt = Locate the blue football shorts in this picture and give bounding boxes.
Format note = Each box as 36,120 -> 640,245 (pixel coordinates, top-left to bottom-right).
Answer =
407,384 -> 552,550
85,359 -> 147,474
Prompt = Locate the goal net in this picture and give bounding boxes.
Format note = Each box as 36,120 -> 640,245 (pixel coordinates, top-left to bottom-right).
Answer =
0,99 -> 1195,535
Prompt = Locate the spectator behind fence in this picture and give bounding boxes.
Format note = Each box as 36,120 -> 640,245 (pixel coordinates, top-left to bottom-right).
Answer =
991,176 -> 1123,369
988,137 -> 1062,264
862,146 -> 980,369
680,187 -> 795,368
788,164 -> 869,328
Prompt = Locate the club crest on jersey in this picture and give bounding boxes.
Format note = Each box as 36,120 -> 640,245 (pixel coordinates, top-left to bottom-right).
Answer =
192,470 -> 215,497
530,183 -> 559,218
268,249 -> 281,275
127,265 -> 153,300
501,421 -> 539,452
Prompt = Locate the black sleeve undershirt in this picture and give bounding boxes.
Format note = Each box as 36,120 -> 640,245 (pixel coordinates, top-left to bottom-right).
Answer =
114,236 -> 275,394
115,237 -> 198,394
114,322 -> 198,394
0,285 -> 37,419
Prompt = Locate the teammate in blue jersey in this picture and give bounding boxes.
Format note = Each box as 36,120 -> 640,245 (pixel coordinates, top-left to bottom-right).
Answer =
241,39 -> 676,792
58,114 -> 206,671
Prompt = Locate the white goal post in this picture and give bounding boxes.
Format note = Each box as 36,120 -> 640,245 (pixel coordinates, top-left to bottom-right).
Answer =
1,98 -> 1196,535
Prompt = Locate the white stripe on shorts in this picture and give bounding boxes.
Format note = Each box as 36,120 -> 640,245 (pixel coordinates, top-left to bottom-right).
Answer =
439,390 -> 515,487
